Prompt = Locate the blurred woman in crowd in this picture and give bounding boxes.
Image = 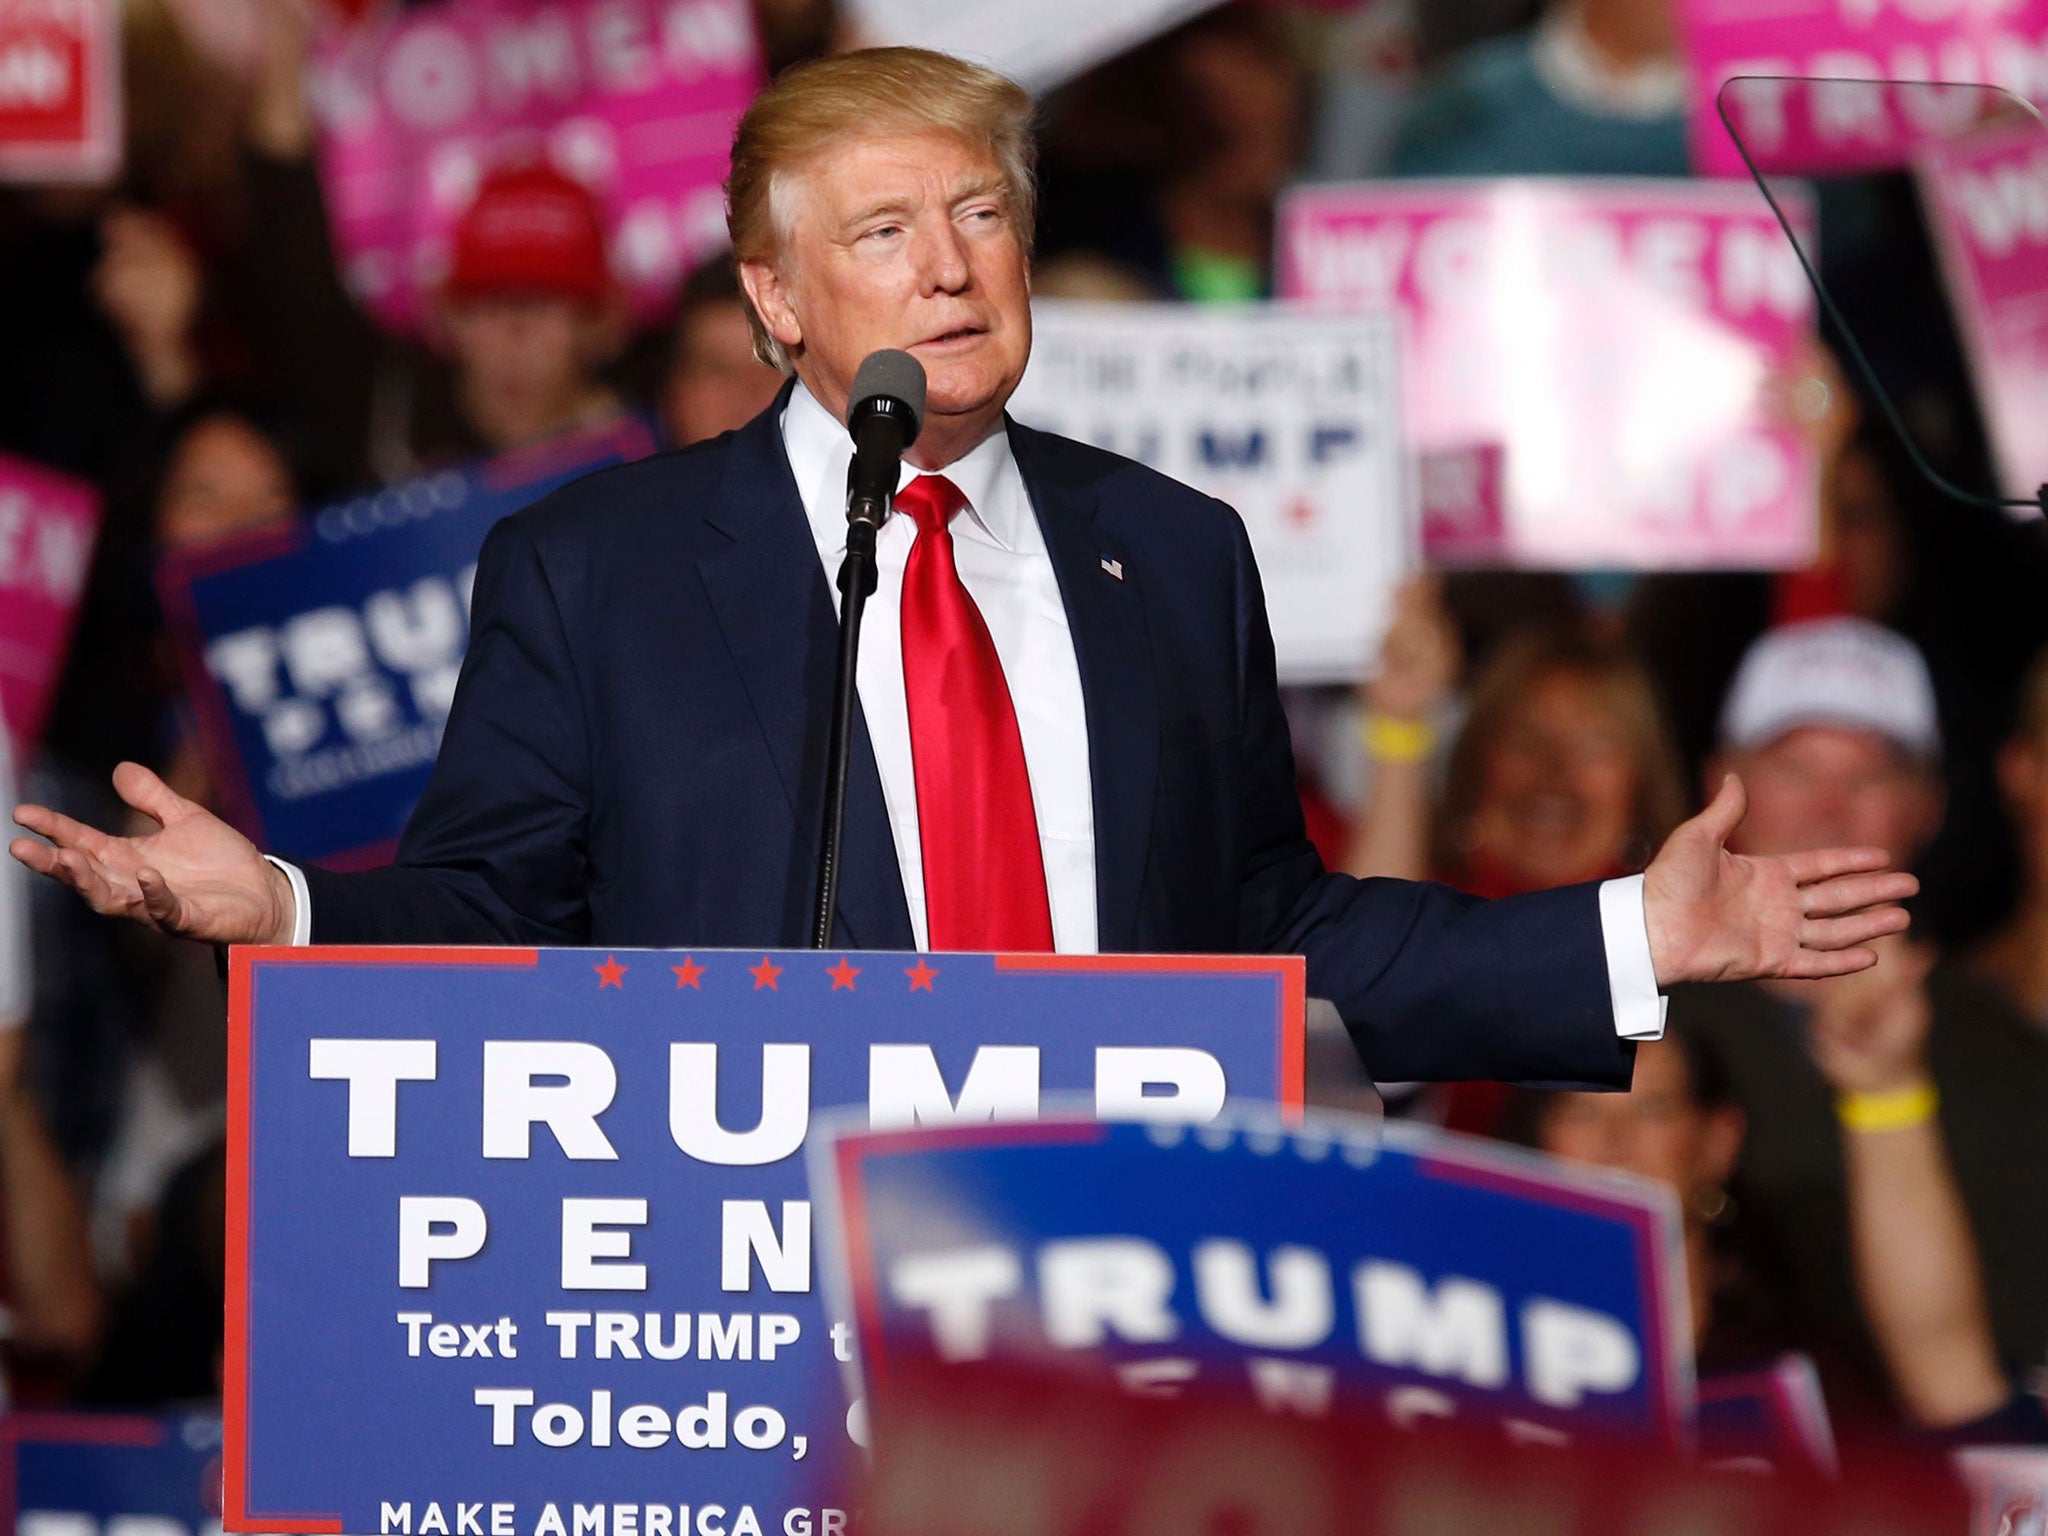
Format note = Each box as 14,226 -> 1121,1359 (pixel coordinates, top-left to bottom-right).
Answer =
1345,587 -> 1687,897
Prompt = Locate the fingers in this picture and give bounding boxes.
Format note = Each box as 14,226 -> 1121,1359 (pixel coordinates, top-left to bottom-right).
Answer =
135,868 -> 184,933
12,802 -> 116,860
1801,869 -> 1921,917
112,761 -> 194,830
1780,947 -> 1881,981
1781,845 -> 1902,885
12,837 -> 132,917
1692,774 -> 1748,848
1801,905 -> 1911,952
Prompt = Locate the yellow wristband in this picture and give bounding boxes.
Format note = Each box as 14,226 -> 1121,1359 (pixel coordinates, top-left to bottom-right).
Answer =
1837,1081 -> 1938,1134
1360,712 -> 1437,765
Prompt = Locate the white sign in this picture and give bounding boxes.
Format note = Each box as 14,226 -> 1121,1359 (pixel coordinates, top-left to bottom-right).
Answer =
843,0 -> 1222,91
1009,301 -> 1414,684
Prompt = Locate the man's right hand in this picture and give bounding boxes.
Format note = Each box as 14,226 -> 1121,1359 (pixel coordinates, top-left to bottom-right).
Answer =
10,762 -> 296,946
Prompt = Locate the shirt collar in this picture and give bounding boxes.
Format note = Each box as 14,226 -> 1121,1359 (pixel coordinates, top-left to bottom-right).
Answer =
1530,3 -> 1687,121
780,379 -> 1024,551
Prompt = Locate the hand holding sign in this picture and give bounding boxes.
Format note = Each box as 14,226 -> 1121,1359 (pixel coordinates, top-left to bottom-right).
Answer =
1643,775 -> 1918,986
11,761 -> 294,945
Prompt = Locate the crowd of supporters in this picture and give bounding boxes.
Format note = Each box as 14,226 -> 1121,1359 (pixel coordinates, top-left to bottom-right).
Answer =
4,0 -> 2048,1466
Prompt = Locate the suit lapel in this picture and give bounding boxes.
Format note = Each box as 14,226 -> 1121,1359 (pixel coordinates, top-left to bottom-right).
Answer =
693,393 -> 914,950
1010,421 -> 1159,954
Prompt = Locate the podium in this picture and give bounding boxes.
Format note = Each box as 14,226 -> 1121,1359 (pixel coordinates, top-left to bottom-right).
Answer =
223,946 -> 1303,1535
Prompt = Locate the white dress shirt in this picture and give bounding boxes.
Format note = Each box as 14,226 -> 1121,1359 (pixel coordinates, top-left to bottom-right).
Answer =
271,380 -> 1665,1040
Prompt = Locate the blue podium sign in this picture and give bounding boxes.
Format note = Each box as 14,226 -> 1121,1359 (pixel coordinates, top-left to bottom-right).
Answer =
160,420 -> 655,870
226,947 -> 1303,1536
817,1114 -> 1691,1451
4,1410 -> 222,1536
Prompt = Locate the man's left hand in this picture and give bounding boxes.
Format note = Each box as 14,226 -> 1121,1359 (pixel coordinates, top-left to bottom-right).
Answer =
1643,775 -> 1918,987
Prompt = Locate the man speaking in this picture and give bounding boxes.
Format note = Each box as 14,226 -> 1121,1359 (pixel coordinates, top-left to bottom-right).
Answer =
11,49 -> 1913,1087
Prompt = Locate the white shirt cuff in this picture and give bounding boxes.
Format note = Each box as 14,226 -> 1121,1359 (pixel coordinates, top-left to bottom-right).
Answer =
1597,874 -> 1666,1041
263,856 -> 312,947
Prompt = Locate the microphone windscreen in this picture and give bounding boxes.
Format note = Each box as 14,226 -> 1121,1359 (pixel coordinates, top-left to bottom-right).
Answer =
849,349 -> 927,443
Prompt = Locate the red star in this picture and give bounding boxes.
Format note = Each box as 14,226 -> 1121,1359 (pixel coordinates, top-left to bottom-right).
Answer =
905,958 -> 938,992
749,955 -> 784,991
1286,496 -> 1317,531
594,954 -> 627,989
671,956 -> 704,989
827,956 -> 861,991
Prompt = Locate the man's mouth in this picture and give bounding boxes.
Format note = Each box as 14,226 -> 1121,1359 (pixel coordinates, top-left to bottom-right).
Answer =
916,325 -> 987,346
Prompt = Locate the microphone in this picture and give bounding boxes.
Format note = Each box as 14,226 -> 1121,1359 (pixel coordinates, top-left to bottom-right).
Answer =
845,349 -> 926,532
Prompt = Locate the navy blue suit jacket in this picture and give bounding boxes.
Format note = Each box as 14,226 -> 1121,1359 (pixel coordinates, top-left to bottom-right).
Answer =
302,390 -> 1635,1088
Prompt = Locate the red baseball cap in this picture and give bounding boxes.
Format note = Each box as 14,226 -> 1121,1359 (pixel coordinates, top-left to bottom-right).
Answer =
445,161 -> 611,302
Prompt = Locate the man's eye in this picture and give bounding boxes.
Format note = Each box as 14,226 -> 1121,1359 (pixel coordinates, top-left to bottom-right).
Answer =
865,224 -> 902,241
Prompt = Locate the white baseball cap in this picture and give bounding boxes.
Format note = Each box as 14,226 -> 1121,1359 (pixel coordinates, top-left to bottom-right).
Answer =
1718,618 -> 1942,762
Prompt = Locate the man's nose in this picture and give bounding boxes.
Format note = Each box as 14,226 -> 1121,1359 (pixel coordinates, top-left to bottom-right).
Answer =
915,221 -> 972,294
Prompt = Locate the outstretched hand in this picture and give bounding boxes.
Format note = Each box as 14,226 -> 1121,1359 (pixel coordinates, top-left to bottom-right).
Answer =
1643,775 -> 1918,988
10,762 -> 296,947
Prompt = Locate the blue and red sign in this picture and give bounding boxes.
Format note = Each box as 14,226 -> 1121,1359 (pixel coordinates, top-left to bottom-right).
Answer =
159,421 -> 655,870
225,946 -> 1304,1536
3,1411 -> 222,1536
818,1114 -> 1692,1450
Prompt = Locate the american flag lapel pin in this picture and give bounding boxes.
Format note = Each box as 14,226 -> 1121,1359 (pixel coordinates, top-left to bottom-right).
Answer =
1100,556 -> 1124,581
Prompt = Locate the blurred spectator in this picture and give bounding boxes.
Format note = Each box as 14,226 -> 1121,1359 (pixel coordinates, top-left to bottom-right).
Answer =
1973,652 -> 2048,1031
660,259 -> 786,447
1345,601 -> 1686,896
1670,618 -> 2048,1418
1037,8 -> 1305,301
91,207 -> 207,415
0,732 -> 103,1399
1810,938 -> 2045,1439
241,0 -> 630,486
1522,1034 -> 1761,1372
1388,0 -> 1688,178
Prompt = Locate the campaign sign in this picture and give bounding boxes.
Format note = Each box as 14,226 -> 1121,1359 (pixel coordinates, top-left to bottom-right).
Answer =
4,1409 -> 222,1536
1696,1356 -> 1837,1478
159,421 -> 655,869
0,452 -> 99,764
842,0 -> 1222,91
226,946 -> 1305,1536
1679,0 -> 2048,177
1919,120 -> 2048,511
308,0 -> 763,333
816,1114 -> 1692,1450
0,0 -> 121,184
1007,302 -> 1412,682
1278,179 -> 1819,570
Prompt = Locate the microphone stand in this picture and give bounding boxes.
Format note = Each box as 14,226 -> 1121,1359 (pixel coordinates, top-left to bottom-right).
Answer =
810,475 -> 884,949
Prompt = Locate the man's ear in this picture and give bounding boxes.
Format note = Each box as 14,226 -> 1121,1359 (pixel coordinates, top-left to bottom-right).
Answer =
739,258 -> 803,352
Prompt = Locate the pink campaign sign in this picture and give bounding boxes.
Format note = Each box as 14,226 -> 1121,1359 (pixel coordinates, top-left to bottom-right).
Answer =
1920,120 -> 2048,510
309,0 -> 763,333
1680,0 -> 2048,178
1278,179 -> 1820,570
0,453 -> 100,762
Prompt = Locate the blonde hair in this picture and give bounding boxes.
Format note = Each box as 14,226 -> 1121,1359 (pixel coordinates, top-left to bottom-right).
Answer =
1437,629 -> 1689,879
725,47 -> 1038,371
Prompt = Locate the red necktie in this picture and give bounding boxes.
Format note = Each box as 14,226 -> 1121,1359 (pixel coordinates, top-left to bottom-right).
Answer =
897,474 -> 1055,952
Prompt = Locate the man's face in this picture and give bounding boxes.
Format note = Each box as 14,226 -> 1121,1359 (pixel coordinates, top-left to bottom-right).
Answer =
740,132 -> 1031,462
1722,724 -> 1942,864
437,294 -> 608,404
157,414 -> 296,548
1537,1039 -> 1741,1210
662,299 -> 784,446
